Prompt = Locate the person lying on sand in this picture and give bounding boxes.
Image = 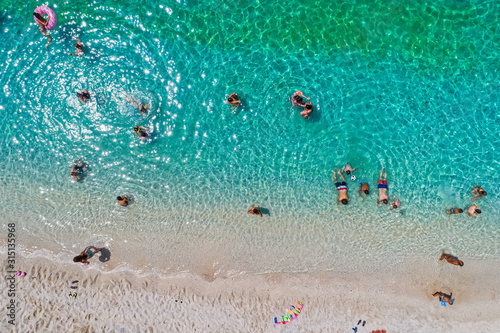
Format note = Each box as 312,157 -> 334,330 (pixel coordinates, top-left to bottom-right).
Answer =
432,291 -> 454,305
439,251 -> 464,267
73,246 -> 102,266
247,205 -> 262,217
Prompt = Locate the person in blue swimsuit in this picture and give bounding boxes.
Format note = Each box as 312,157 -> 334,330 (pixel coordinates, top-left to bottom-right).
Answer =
73,246 -> 102,266
377,166 -> 389,206
446,208 -> 463,215
439,251 -> 464,267
432,291 -> 454,305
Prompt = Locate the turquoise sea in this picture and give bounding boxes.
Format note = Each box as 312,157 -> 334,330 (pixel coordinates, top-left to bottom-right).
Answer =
0,0 -> 499,276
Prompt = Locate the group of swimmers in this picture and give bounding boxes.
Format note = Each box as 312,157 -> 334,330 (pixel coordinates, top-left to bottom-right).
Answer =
227,90 -> 313,118
332,165 -> 401,209
447,184 -> 486,217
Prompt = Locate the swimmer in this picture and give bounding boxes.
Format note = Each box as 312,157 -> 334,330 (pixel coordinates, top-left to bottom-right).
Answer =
127,96 -> 148,115
341,163 -> 358,176
70,160 -> 88,182
358,181 -> 369,198
247,205 -> 263,217
467,204 -> 481,217
116,196 -> 130,207
77,90 -> 91,104
432,291 -> 454,305
446,208 -> 463,215
227,93 -> 241,113
439,251 -> 464,267
134,126 -> 149,140
33,12 -> 52,48
470,184 -> 487,201
332,170 -> 349,205
68,38 -> 84,56
390,195 -> 401,210
300,101 -> 313,119
377,166 -> 389,206
73,246 -> 102,266
291,91 -> 308,107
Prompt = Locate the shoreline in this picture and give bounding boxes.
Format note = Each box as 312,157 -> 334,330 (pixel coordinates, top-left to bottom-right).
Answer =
2,254 -> 499,332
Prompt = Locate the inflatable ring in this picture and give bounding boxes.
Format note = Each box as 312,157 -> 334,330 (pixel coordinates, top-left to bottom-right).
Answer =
34,6 -> 57,30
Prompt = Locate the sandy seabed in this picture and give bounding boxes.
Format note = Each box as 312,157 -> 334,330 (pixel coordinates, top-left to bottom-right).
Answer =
1,255 -> 499,333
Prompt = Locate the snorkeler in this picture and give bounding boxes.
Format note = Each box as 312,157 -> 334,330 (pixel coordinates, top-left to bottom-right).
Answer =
77,90 -> 91,104
247,205 -> 263,217
390,195 -> 401,210
227,93 -> 241,113
446,208 -> 463,215
127,95 -> 148,115
467,204 -> 481,217
33,12 -> 52,48
377,166 -> 389,206
471,184 -> 487,201
70,160 -> 88,182
439,251 -> 464,267
134,126 -> 149,140
73,246 -> 102,266
68,38 -> 84,56
432,291 -> 454,305
358,181 -> 369,198
332,170 -> 349,205
116,196 -> 130,207
342,163 -> 358,176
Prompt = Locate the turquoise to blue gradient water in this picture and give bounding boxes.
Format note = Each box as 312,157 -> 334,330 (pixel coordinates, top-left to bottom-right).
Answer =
0,0 -> 499,275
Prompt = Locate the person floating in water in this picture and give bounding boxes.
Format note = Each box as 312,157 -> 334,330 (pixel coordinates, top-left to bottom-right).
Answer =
247,205 -> 262,217
127,95 -> 148,115
33,12 -> 52,48
116,196 -> 130,207
358,181 -> 369,198
446,208 -> 463,215
432,291 -> 454,305
342,163 -> 358,176
291,91 -> 313,118
68,38 -> 84,56
470,184 -> 487,201
332,170 -> 349,205
70,160 -> 87,182
227,93 -> 241,113
73,246 -> 102,266
468,204 -> 481,217
77,90 -> 91,104
439,251 -> 464,267
134,126 -> 149,140
377,166 -> 389,206
390,195 -> 401,210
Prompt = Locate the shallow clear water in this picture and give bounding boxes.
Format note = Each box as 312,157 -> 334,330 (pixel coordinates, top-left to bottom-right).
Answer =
0,0 -> 499,276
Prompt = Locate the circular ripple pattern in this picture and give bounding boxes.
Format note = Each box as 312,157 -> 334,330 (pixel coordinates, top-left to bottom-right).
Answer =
0,0 -> 499,276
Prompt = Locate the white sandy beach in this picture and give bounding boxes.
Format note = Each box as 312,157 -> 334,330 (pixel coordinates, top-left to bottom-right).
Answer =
1,254 -> 499,333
